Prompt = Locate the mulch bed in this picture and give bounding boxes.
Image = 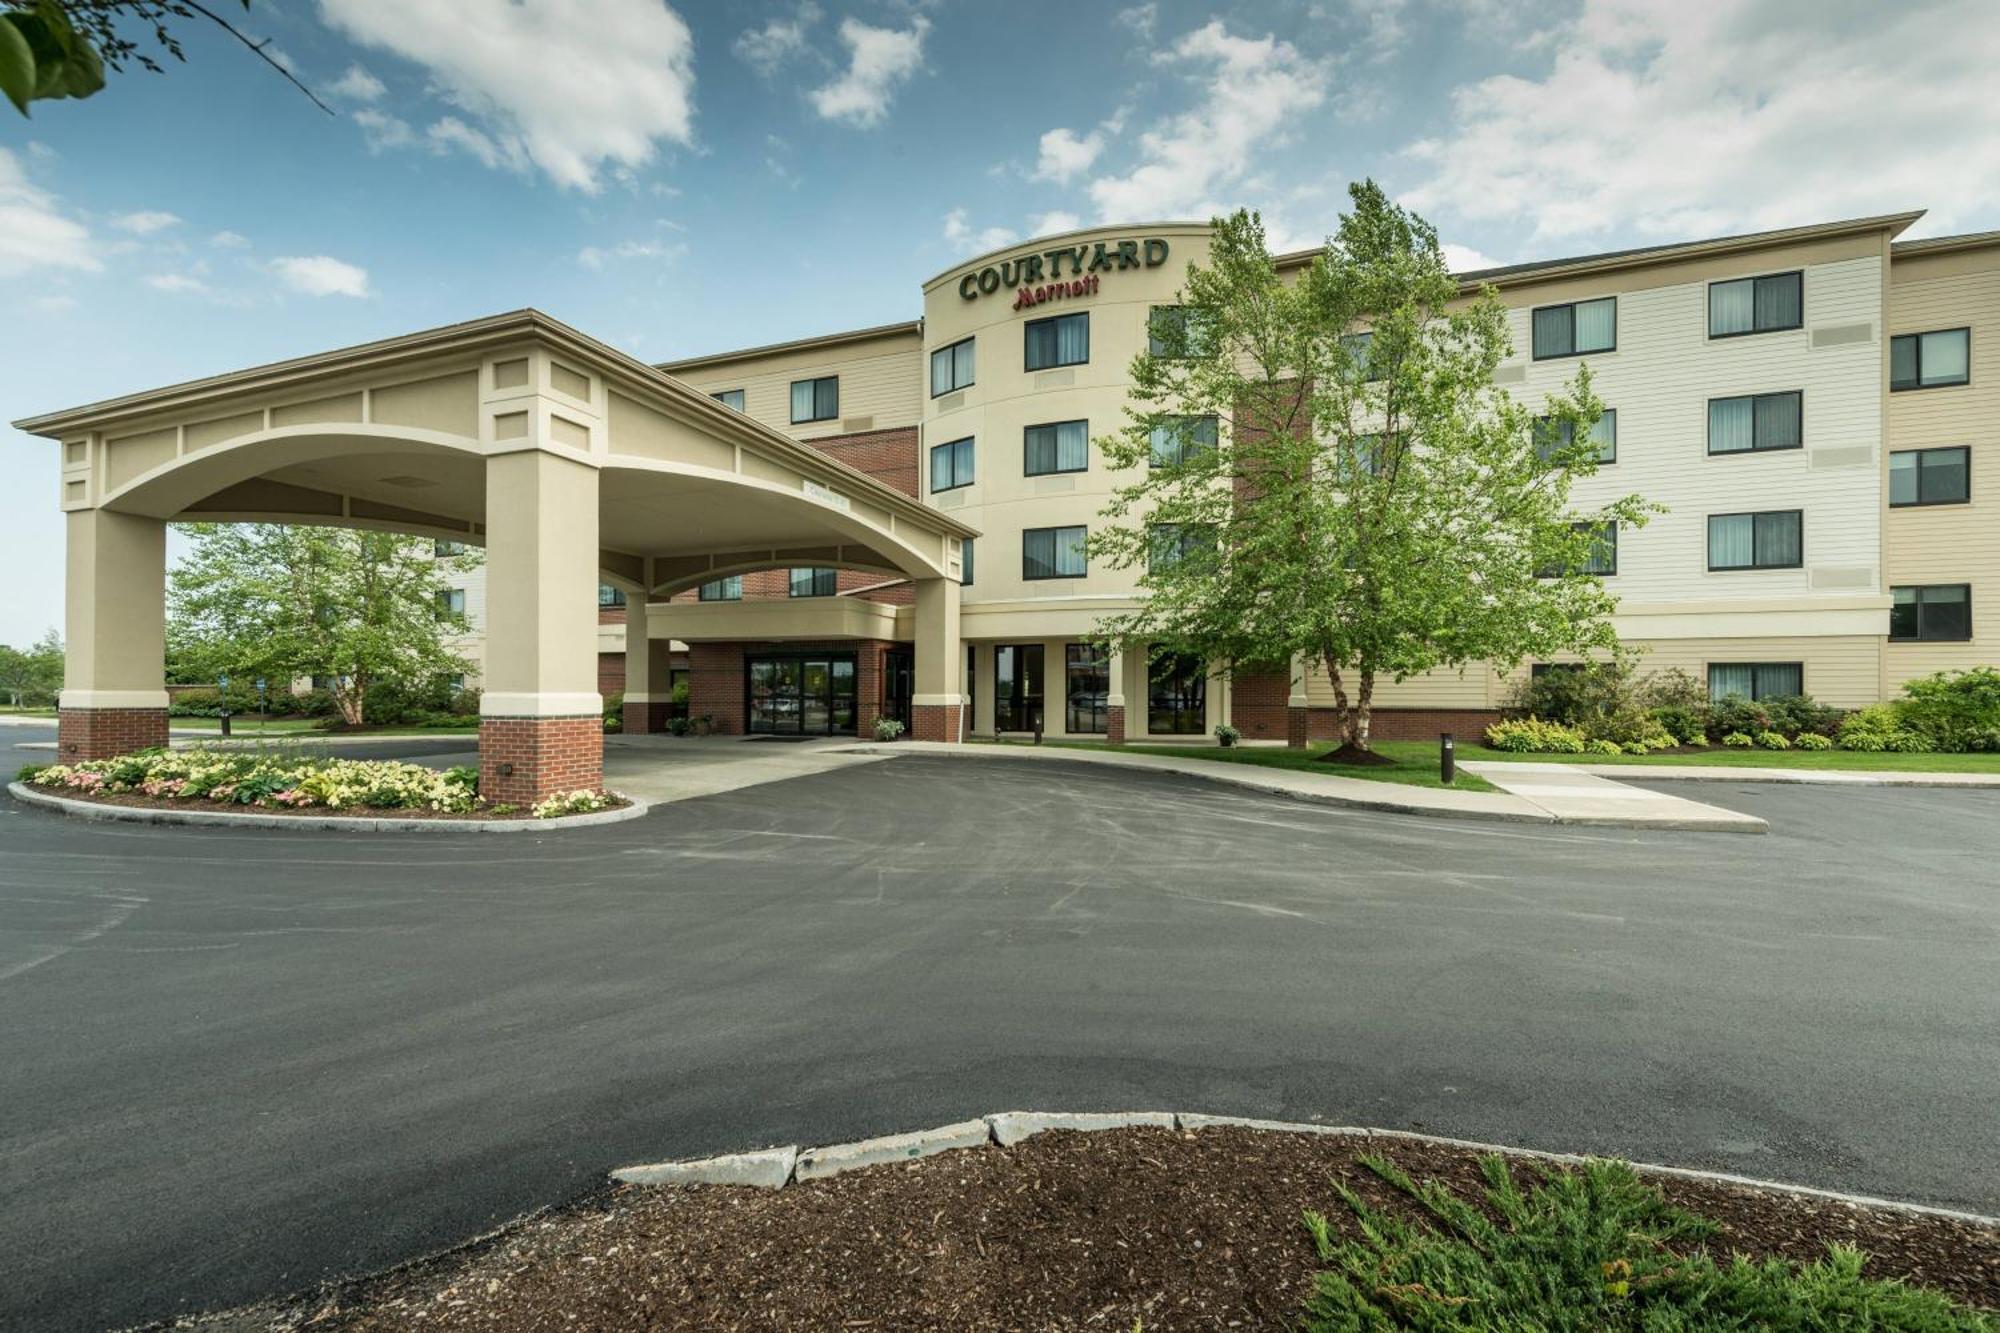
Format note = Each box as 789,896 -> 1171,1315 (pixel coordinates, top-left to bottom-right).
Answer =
197,1127 -> 2000,1331
23,789 -> 629,822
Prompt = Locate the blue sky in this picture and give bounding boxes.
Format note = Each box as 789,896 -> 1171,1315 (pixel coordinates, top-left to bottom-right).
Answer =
3,0 -> 1997,644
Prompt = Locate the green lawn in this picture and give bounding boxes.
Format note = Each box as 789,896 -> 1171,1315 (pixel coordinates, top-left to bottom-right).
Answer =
995,738 -> 1498,792
1373,738 -> 2000,775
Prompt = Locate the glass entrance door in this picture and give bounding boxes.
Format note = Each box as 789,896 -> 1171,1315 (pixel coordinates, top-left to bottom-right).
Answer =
746,652 -> 858,735
883,648 -> 913,729
1147,653 -> 1207,735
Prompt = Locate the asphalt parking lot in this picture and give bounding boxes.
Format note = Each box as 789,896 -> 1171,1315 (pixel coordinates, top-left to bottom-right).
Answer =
3,723 -> 1997,1329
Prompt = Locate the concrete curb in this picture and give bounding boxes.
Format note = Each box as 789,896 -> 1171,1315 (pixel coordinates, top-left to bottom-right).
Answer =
1562,762 -> 2000,788
609,1111 -> 2000,1228
5,781 -> 651,834
13,731 -> 481,751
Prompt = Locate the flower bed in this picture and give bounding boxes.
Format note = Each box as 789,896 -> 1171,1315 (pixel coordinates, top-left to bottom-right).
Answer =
18,749 -> 615,821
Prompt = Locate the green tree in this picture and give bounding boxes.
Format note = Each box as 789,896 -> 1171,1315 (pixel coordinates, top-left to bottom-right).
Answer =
168,524 -> 477,727
1,1 -> 329,118
0,627 -> 64,706
1088,184 -> 1660,755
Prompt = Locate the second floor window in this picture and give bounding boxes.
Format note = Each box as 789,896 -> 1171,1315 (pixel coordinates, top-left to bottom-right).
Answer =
930,436 -> 975,493
1891,328 -> 1970,391
1148,305 -> 1209,358
1024,419 -> 1089,476
1709,391 -> 1802,454
1148,523 -> 1216,573
790,376 -> 839,423
1709,271 -> 1802,337
433,538 -> 468,556
1891,584 -> 1971,642
930,337 -> 974,396
789,567 -> 836,598
1024,312 -> 1089,370
1534,409 -> 1617,464
1540,521 -> 1617,577
597,585 -> 626,608
1023,525 -> 1087,580
710,389 -> 745,411
1708,510 -> 1802,570
434,588 -> 466,620
1149,414 -> 1218,467
698,576 -> 742,601
1889,446 -> 1969,507
960,537 -> 974,587
1531,296 -> 1615,359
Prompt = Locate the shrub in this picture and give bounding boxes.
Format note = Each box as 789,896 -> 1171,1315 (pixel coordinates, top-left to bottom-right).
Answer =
1587,738 -> 1622,755
1723,731 -> 1754,748
29,749 -> 480,813
1213,722 -> 1241,747
1649,704 -> 1706,746
1897,666 -> 2000,752
532,789 -> 610,819
1794,732 -> 1833,750
1707,697 -> 1770,741
1483,717 -> 1587,753
602,691 -> 623,735
1837,704 -> 1930,753
1755,730 -> 1791,750
168,686 -> 259,718
1619,740 -> 1647,755
447,687 -> 482,717
873,716 -> 908,741
1761,693 -> 1843,739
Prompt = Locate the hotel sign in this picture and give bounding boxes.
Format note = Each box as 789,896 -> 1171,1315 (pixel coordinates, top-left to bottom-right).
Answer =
957,237 -> 1171,310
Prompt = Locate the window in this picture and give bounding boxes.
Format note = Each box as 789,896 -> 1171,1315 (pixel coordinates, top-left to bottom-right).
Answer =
1708,662 -> 1803,702
1065,644 -> 1109,734
1708,391 -> 1802,454
1891,328 -> 1970,391
1540,522 -> 1617,577
1147,654 -> 1206,735
930,337 -> 974,396
1534,409 -> 1617,464
1024,312 -> 1089,370
1340,331 -> 1386,382
698,575 -> 742,601
1889,446 -> 1970,507
960,538 -> 974,587
746,652 -> 857,735
1149,414 -> 1217,467
789,376 -> 839,423
1709,271 -> 1803,338
930,436 -> 975,492
1148,523 -> 1215,573
1023,525 -> 1087,580
1890,584 -> 1972,642
1707,510 -> 1803,570
995,644 -> 1045,731
711,389 -> 745,411
1148,305 -> 1209,358
434,588 -> 466,620
433,538 -> 468,556
788,567 -> 836,598
598,584 -> 626,608
1024,419 -> 1089,476
1531,297 -> 1616,359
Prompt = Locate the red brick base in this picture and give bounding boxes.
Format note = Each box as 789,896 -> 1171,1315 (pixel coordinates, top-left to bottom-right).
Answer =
57,707 -> 170,760
1228,670 -> 1291,742
621,699 -> 675,735
478,715 -> 604,805
910,701 -> 963,743
1286,707 -> 1310,748
1106,704 -> 1126,745
1308,707 -> 1502,743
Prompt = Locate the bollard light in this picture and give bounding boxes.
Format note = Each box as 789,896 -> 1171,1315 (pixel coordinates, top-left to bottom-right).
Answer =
1440,732 -> 1456,785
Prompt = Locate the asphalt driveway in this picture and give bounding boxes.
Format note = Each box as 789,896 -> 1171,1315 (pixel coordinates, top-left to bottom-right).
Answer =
3,723 -> 1997,1329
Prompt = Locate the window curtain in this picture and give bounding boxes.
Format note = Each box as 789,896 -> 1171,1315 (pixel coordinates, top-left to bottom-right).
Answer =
1532,306 -> 1571,356
1574,298 -> 1615,351
1055,420 -> 1087,471
1710,280 -> 1754,336
1589,409 -> 1617,461
1054,526 -> 1087,576
1888,452 -> 1918,505
1757,663 -> 1804,697
1709,397 -> 1754,452
953,339 -> 974,387
1924,447 -> 1969,503
1055,314 -> 1088,365
1891,336 -> 1919,387
1756,273 -> 1802,330
814,378 -> 838,419
1754,392 -> 1801,449
1922,329 -> 1969,384
930,444 -> 952,493
1753,511 -> 1802,566
790,380 -> 815,421
1708,664 -> 1755,701
1709,514 -> 1753,567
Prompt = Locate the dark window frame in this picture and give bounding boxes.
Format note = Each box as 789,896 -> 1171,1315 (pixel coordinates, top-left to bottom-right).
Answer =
697,576 -> 743,602
1890,584 -> 1973,642
710,388 -> 746,411
959,537 -> 973,587
1148,414 -> 1218,468
1890,327 -> 1971,392
1022,524 -> 1088,581
1024,311 -> 1090,371
1530,296 -> 1617,361
1706,390 -> 1804,456
1023,419 -> 1090,478
1707,270 -> 1804,339
1064,643 -> 1109,734
1146,652 -> 1207,735
930,435 -> 975,493
1888,445 -> 1971,508
788,566 -> 836,598
1533,408 -> 1617,465
743,650 -> 858,736
1706,509 -> 1804,571
1148,305 -> 1208,359
1707,662 -> 1805,702
929,336 -> 975,397
789,375 -> 839,424
994,642 -> 1045,732
597,584 -> 626,608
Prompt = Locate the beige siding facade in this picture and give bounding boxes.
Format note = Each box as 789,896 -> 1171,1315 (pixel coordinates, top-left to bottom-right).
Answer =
663,325 -> 923,442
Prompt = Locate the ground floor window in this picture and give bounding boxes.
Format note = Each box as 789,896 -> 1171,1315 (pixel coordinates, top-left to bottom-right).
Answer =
966,644 -> 976,728
1890,584 -> 1972,642
1147,653 -> 1206,735
746,652 -> 856,735
995,643 -> 1044,731
1065,643 -> 1108,734
1708,662 -> 1802,702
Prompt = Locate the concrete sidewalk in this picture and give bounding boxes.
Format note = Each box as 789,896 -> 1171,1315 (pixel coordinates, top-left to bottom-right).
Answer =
1560,762 -> 2000,788
854,741 -> 1765,831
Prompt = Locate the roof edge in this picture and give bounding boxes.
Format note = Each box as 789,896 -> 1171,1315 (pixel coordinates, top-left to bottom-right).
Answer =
654,320 -> 923,375
1892,228 -> 2000,258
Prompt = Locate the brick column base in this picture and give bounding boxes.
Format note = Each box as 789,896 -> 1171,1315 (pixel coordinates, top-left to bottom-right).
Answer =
57,707 -> 170,760
621,699 -> 674,735
479,715 -> 604,805
1286,706 -> 1310,748
1107,704 -> 1126,745
910,701 -> 963,743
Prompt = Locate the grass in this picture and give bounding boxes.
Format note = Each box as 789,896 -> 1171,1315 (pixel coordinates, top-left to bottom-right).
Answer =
1371,738 -> 2000,775
997,738 -> 1498,792
1303,1154 -> 1993,1330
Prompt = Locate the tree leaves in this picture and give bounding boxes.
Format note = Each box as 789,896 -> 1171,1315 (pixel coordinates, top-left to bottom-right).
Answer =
1,3 -> 107,115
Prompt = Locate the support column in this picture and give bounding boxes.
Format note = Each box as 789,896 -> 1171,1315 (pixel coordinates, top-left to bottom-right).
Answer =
1287,652 -> 1311,748
619,571 -> 673,735
478,449 -> 603,804
909,576 -> 963,743
1105,644 -> 1127,745
58,508 -> 169,759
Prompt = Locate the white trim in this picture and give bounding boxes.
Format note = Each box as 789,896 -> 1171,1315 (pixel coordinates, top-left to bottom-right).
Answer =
58,690 -> 171,709
912,693 -> 966,707
479,692 -> 603,717
620,692 -> 658,703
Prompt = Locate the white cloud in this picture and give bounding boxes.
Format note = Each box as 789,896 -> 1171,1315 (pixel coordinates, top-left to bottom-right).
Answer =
1401,0 -> 2000,244
0,148 -> 99,277
735,2 -> 819,76
317,0 -> 696,192
328,64 -> 386,101
1087,21 -> 1327,223
1117,3 -> 1158,39
942,208 -> 1017,256
427,116 -> 528,173
145,272 -> 211,295
810,16 -> 928,128
352,107 -> 416,152
1030,210 -> 1082,237
271,254 -> 371,298
33,293 -> 77,313
112,210 -> 181,235
1034,127 -> 1103,184
210,229 -> 250,248
1441,241 -> 1503,273
577,238 -> 687,268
